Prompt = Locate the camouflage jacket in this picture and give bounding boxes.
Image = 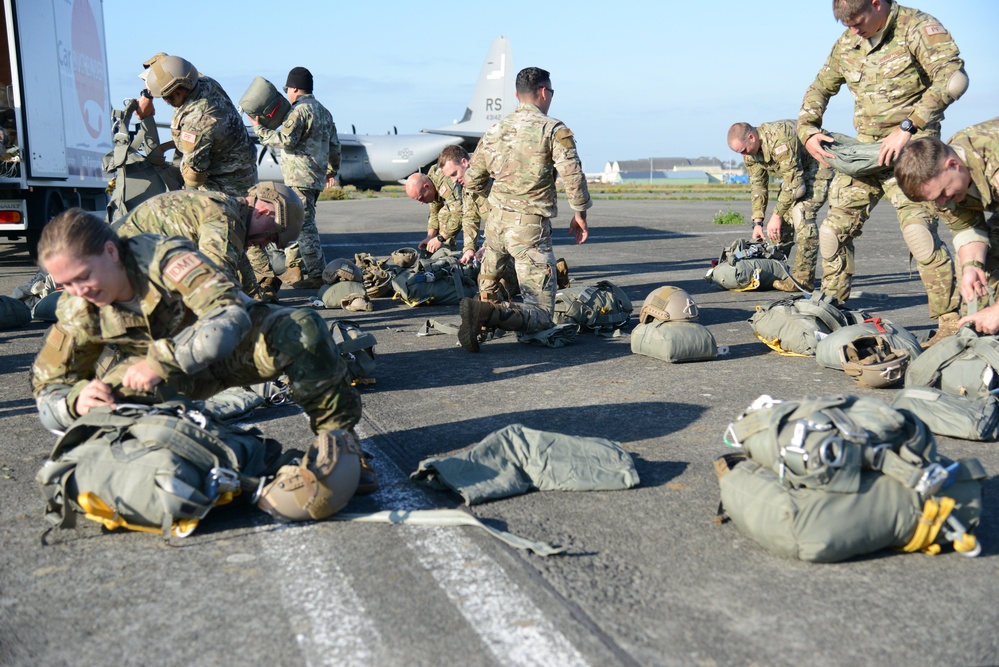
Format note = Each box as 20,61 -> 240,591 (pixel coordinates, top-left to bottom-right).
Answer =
462,187 -> 490,253
745,120 -> 821,220
171,77 -> 258,195
798,3 -> 964,144
253,94 -> 341,190
115,190 -> 250,283
464,102 -> 591,218
32,235 -> 246,425
933,118 -> 999,248
427,165 -> 464,238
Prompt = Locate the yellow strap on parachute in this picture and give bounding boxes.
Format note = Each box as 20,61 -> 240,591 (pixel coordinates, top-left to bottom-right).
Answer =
900,496 -> 954,555
78,492 -> 200,538
732,268 -> 761,292
753,332 -> 811,357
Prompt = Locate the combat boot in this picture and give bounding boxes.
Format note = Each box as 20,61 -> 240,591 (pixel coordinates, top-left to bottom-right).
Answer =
279,265 -> 303,286
256,276 -> 282,303
355,454 -> 378,495
921,312 -> 961,348
772,277 -> 810,293
556,258 -> 570,289
291,273 -> 325,290
458,298 -> 494,352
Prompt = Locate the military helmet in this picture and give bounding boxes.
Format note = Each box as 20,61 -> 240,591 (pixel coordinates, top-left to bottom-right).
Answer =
249,181 -> 304,248
838,335 -> 910,388
145,55 -> 199,98
639,286 -> 699,324
323,258 -> 363,285
390,247 -> 419,269
256,430 -> 362,521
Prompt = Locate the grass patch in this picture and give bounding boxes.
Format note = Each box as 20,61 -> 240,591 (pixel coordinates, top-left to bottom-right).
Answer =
712,210 -> 746,225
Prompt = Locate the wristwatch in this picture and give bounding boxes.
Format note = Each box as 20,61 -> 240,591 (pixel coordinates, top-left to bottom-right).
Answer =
435,233 -> 446,243
900,119 -> 918,134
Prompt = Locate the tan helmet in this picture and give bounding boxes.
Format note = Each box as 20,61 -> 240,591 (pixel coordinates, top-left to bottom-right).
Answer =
390,247 -> 419,269
138,52 -> 169,81
249,181 -> 304,248
145,55 -> 199,98
256,430 -> 362,521
640,286 -> 699,323
323,258 -> 363,285
838,336 -> 910,388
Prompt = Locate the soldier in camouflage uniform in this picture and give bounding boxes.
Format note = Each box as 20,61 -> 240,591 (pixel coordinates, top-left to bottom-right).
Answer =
458,67 -> 591,352
405,166 -> 465,254
143,55 -> 257,197
798,0 -> 969,340
251,67 -> 340,290
30,209 -> 373,492
894,119 -> 999,333
437,145 -> 491,264
113,185 -> 303,298
728,120 -> 833,291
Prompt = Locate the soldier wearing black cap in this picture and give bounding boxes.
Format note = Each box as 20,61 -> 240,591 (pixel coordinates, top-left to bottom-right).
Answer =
250,67 -> 340,290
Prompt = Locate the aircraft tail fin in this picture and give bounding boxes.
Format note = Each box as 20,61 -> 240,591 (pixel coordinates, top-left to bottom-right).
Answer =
423,36 -> 513,140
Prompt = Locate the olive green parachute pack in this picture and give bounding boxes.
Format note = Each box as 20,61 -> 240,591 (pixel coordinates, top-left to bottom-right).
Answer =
749,291 -> 868,356
904,325 -> 999,397
553,280 -> 633,333
814,317 -> 922,369
0,295 -> 30,330
317,280 -> 372,311
715,394 -> 985,562
329,319 -> 377,385
630,321 -> 717,362
36,402 -> 281,539
391,254 -> 478,307
238,76 -> 291,130
821,132 -> 888,178
893,387 -> 999,442
705,239 -> 791,292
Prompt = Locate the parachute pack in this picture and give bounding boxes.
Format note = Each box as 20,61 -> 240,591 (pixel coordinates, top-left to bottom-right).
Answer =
391,254 -> 479,307
630,285 -> 717,362
715,394 -> 985,562
749,291 -> 868,357
553,280 -> 633,333
36,402 -> 280,539
329,319 -> 377,386
705,239 -> 791,292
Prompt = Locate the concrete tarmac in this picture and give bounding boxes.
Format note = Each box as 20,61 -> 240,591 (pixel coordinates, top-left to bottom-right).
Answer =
0,197 -> 996,667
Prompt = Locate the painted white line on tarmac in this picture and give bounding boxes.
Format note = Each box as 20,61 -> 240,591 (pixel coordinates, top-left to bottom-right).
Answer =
321,228 -> 741,249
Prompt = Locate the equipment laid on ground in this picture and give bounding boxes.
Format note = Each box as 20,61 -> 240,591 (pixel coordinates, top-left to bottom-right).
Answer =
553,280 -> 633,333
715,394 -> 984,562
905,325 -> 999,398
329,319 -> 377,385
631,285 -> 716,362
392,254 -> 478,306
706,239 -> 792,292
750,291 -> 868,356
893,387 -> 999,441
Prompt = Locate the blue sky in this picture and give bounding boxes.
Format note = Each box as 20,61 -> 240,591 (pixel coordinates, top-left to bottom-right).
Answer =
103,0 -> 998,173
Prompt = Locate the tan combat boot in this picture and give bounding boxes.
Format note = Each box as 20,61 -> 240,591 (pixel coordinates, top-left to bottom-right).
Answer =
458,298 -> 526,352
772,276 -> 811,293
291,274 -> 325,290
355,454 -> 378,495
279,265 -> 303,286
556,258 -> 570,289
921,311 -> 961,348
256,276 -> 282,303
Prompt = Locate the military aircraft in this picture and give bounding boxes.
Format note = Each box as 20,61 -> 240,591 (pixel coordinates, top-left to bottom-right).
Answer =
255,36 -> 514,189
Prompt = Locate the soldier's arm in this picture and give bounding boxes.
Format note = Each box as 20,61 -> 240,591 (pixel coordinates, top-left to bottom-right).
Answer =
254,106 -> 306,151
177,109 -> 216,189
463,138 -> 492,196
907,20 -> 967,130
552,125 -> 592,213
941,204 -> 988,252
144,247 -> 251,380
328,122 -> 341,178
773,139 -> 805,220
798,50 -> 845,145
426,197 -> 443,236
746,158 -> 768,220
197,214 -> 242,283
461,190 -> 485,254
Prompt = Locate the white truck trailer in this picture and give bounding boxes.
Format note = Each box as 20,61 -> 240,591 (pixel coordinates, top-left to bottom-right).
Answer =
0,0 -> 111,257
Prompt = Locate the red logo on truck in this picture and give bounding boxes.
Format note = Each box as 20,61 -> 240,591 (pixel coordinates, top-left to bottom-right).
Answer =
71,0 -> 106,139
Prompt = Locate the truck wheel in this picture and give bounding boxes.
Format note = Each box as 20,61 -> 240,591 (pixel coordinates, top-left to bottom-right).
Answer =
26,190 -> 66,260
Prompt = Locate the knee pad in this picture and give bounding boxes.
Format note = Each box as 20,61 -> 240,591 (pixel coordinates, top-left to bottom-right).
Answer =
902,223 -> 937,262
792,184 -> 806,200
819,224 -> 841,261
948,68 -> 969,101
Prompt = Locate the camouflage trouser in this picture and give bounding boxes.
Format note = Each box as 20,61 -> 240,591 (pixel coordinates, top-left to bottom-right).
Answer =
236,251 -> 261,296
818,167 -> 958,319
479,209 -> 556,333
285,187 -> 326,277
781,162 -> 833,288
101,304 -> 361,433
246,245 -> 275,285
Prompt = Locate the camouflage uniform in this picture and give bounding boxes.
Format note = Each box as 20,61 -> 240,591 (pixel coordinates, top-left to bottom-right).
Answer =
171,76 -> 257,196
798,2 -> 964,318
745,119 -> 833,288
113,190 -> 258,295
464,102 -> 591,332
32,235 -> 360,434
426,165 -> 464,250
461,187 -> 490,255
253,93 -> 339,278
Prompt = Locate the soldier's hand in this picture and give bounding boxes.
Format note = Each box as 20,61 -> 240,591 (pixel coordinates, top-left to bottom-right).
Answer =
135,95 -> 155,120
75,379 -> 117,416
959,305 -> 999,335
804,133 -> 835,168
878,128 -> 912,167
960,265 -> 989,303
751,224 -> 765,241
249,115 -> 260,127
459,249 -> 476,265
418,234 -> 433,250
121,360 -> 164,393
569,212 -> 588,244
426,237 -> 443,254
767,214 -> 783,242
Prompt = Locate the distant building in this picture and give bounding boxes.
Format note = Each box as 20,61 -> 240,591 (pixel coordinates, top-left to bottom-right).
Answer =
601,157 -> 725,184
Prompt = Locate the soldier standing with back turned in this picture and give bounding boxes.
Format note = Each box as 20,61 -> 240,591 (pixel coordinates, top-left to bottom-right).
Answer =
798,0 -> 969,345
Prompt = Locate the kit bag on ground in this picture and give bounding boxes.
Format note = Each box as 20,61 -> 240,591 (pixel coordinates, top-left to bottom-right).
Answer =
630,320 -> 717,362
715,394 -> 985,562
317,280 -> 371,310
391,255 -> 478,306
329,319 -> 377,385
904,324 -> 999,397
354,253 -> 394,298
749,291 -> 868,357
238,76 -> 291,130
705,239 -> 790,292
36,402 -> 280,538
553,280 -> 633,332
815,317 -> 921,369
892,387 -> 999,442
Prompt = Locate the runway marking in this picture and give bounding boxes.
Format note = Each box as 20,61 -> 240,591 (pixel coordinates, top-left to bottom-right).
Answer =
322,228 -> 738,249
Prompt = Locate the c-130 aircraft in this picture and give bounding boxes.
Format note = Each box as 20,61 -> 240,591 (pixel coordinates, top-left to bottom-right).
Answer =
255,36 -> 514,189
